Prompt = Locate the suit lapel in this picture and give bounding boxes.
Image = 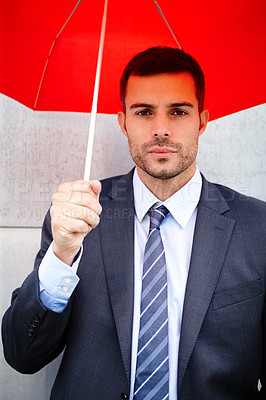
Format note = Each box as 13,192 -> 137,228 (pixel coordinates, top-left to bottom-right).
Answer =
100,171 -> 135,383
178,178 -> 236,393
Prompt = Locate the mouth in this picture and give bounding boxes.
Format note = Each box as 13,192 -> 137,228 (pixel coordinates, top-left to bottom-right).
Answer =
147,147 -> 176,158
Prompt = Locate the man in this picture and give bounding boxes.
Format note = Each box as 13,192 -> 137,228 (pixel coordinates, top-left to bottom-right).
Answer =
2,47 -> 266,399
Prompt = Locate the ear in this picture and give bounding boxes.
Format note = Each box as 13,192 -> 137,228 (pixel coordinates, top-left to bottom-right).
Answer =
118,111 -> 127,137
198,109 -> 209,136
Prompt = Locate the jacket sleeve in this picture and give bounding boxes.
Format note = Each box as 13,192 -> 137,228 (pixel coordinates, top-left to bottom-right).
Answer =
259,297 -> 266,397
1,210 -> 74,374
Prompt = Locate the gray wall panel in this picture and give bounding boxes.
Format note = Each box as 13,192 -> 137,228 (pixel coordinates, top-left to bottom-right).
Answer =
0,228 -> 62,400
1,92 -> 265,399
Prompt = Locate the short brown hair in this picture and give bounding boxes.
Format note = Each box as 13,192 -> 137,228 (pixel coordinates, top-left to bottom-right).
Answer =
120,46 -> 205,114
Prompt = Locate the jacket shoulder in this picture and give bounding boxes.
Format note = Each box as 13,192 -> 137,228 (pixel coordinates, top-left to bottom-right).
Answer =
210,181 -> 266,232
215,182 -> 266,211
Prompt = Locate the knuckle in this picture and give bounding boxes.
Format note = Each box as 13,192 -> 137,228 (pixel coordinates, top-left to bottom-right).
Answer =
58,181 -> 68,192
52,190 -> 71,204
82,181 -> 91,192
98,203 -> 103,214
50,204 -> 58,220
51,192 -> 58,204
79,220 -> 90,233
91,214 -> 100,228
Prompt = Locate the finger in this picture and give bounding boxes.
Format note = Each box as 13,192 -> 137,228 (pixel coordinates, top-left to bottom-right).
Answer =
57,180 -> 100,195
55,180 -> 102,204
88,180 -> 102,200
60,205 -> 100,229
52,214 -> 92,236
51,203 -> 101,230
52,192 -> 102,215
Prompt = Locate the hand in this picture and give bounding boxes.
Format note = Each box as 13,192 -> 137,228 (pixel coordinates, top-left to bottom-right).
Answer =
50,180 -> 102,266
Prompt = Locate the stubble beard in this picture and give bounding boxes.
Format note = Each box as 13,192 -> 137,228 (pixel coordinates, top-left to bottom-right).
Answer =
128,137 -> 199,180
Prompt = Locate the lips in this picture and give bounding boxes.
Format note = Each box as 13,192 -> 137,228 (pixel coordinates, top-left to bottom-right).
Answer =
148,146 -> 176,157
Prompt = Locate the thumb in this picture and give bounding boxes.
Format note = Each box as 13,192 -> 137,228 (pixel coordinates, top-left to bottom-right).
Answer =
89,180 -> 102,200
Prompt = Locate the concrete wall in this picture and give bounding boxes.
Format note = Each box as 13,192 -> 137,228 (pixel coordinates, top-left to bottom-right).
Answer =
1,92 -> 265,399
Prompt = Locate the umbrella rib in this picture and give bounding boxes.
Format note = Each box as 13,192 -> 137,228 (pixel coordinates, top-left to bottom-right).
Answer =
33,0 -> 83,110
153,0 -> 182,50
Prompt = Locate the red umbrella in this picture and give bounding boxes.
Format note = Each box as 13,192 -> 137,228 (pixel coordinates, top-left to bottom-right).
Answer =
1,0 -> 266,177
1,0 -> 266,116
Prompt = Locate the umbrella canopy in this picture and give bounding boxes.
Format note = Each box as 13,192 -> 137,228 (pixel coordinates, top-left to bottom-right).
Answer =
1,0 -> 266,121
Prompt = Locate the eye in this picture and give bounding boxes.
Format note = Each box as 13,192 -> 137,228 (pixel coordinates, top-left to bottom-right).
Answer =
136,110 -> 152,116
172,109 -> 188,116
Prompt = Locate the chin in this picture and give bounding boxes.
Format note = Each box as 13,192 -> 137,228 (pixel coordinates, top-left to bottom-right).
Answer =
143,166 -> 183,180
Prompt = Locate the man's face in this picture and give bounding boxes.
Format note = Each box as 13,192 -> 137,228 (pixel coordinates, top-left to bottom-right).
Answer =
118,72 -> 209,183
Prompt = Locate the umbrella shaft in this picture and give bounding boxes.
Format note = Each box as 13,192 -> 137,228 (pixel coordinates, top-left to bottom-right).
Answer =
84,0 -> 108,181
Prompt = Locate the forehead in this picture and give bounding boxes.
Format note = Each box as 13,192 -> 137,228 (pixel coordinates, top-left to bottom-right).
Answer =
125,72 -> 198,105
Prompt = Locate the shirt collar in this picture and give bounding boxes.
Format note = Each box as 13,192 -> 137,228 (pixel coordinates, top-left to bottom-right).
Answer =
133,167 -> 202,229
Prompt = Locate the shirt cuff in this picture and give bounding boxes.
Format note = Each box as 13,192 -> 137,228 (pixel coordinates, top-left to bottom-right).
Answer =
38,242 -> 81,311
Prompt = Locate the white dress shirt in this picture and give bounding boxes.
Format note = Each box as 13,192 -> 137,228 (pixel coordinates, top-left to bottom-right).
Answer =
129,168 -> 202,400
39,167 -> 202,399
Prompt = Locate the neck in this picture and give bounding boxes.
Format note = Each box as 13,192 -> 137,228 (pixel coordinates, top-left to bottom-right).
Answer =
136,163 -> 196,201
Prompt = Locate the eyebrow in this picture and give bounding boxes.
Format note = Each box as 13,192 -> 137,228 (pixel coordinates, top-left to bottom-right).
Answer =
130,102 -> 194,110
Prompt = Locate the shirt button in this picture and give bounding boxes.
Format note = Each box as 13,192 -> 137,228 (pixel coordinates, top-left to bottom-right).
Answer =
62,286 -> 69,293
64,277 -> 72,284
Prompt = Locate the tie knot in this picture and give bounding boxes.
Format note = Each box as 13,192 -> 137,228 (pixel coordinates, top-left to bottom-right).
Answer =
149,205 -> 169,231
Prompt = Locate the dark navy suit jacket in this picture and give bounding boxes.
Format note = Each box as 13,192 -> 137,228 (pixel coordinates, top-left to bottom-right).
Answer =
2,170 -> 266,399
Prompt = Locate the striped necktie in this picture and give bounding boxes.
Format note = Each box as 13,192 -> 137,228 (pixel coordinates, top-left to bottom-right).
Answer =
134,205 -> 169,400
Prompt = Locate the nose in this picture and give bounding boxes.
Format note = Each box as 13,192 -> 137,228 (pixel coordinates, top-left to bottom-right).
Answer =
151,114 -> 171,138
152,128 -> 171,137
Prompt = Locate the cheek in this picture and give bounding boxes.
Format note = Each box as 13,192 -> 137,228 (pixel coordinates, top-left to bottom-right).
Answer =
126,116 -> 151,135
127,135 -> 142,151
126,125 -> 147,144
174,122 -> 200,141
